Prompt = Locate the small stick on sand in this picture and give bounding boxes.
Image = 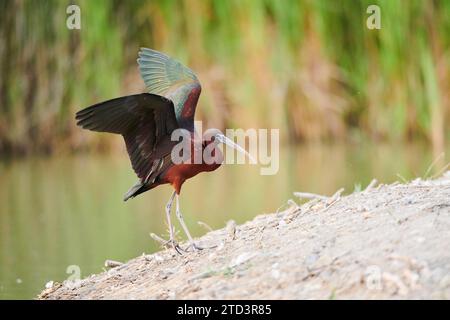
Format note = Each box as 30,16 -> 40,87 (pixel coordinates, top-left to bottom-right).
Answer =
431,162 -> 450,180
150,233 -> 170,247
330,188 -> 345,200
198,221 -> 213,232
364,179 -> 378,193
293,192 -> 328,201
226,220 -> 237,240
287,199 -> 299,208
424,152 -> 444,179
396,173 -> 408,183
325,188 -> 344,207
104,260 -> 123,268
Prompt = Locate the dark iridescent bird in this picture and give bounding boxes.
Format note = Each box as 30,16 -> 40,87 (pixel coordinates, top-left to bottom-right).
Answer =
75,48 -> 252,253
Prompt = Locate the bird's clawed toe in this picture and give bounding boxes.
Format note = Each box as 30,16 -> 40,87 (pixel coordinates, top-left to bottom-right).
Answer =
185,242 -> 204,252
151,232 -> 218,254
150,232 -> 184,255
161,238 -> 185,255
185,241 -> 218,252
166,239 -> 185,255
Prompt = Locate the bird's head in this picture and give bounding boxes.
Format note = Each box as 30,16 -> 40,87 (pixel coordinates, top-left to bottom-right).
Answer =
201,128 -> 255,165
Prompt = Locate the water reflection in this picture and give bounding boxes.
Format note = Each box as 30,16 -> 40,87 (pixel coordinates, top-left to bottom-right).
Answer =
0,142 -> 447,299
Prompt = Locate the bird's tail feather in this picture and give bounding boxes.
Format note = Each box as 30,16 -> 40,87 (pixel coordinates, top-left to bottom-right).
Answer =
123,181 -> 149,201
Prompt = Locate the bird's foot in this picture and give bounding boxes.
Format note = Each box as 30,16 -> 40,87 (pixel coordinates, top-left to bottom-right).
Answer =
184,242 -> 203,252
150,233 -> 185,255
166,239 -> 185,255
184,241 -> 218,252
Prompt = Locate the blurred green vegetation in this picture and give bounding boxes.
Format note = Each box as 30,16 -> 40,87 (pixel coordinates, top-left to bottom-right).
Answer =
0,0 -> 449,155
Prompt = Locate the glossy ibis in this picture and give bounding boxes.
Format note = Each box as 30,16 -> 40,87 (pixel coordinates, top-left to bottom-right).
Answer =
75,48 -> 252,253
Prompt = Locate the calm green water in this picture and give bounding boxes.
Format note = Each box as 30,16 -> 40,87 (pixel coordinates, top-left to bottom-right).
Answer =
0,143 -> 447,299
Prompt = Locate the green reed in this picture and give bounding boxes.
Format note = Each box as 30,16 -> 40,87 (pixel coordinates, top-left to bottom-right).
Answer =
0,0 -> 448,154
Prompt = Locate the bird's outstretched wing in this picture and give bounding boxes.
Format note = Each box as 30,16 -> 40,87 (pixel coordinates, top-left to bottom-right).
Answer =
137,48 -> 201,125
75,93 -> 179,181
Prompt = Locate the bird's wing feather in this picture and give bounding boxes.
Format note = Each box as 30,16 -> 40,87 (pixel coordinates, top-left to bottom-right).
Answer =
137,48 -> 201,122
75,93 -> 179,180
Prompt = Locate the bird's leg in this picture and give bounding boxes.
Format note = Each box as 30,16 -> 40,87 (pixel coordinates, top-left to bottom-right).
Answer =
161,191 -> 184,254
175,194 -> 204,252
165,191 -> 176,240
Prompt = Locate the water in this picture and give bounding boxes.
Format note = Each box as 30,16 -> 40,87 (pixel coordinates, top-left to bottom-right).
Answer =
0,142 -> 447,299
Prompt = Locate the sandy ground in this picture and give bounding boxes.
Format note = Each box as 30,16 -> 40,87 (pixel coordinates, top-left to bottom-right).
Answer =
38,172 -> 450,299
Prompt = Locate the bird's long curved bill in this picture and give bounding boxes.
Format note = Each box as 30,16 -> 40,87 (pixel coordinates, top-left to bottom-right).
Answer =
215,133 -> 256,164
